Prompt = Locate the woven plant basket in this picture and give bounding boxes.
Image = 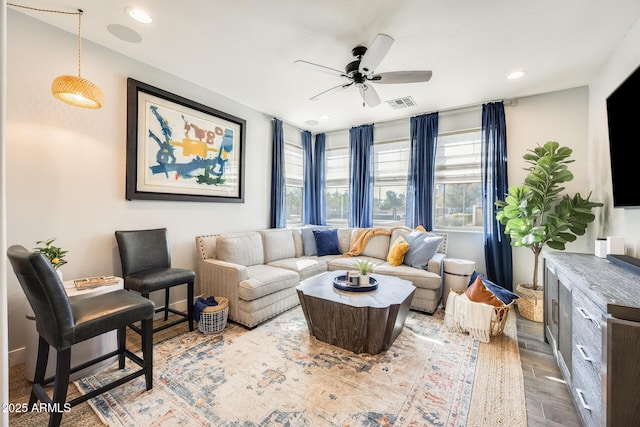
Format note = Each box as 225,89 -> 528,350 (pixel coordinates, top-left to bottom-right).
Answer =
515,284 -> 543,322
198,297 -> 229,334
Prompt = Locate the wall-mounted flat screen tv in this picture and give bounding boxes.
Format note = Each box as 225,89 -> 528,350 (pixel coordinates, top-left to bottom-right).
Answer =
606,64 -> 640,208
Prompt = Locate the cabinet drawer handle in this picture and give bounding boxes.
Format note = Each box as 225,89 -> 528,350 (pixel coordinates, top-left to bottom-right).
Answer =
576,388 -> 592,411
576,344 -> 593,363
552,299 -> 558,323
577,307 -> 602,330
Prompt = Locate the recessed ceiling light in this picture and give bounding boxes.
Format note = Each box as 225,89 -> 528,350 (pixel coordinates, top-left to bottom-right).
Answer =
319,115 -> 331,120
126,7 -> 152,24
305,120 -> 319,126
507,70 -> 527,80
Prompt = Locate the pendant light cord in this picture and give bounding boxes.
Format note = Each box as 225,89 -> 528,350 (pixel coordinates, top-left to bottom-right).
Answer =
7,4 -> 84,76
77,10 -> 82,77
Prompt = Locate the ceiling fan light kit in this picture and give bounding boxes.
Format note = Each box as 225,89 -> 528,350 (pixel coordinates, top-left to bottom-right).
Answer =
296,33 -> 432,108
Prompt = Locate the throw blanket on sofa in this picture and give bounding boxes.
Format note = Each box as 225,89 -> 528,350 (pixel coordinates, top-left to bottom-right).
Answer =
444,291 -> 494,343
342,226 -> 409,257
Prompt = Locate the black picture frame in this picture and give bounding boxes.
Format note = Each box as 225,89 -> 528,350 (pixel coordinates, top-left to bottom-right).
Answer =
126,78 -> 245,203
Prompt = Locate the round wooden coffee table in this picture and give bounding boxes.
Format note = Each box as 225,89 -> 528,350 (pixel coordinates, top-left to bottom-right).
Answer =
296,270 -> 415,354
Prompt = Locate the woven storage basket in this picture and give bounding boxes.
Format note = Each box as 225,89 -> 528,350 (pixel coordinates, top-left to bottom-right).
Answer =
451,289 -> 512,337
490,302 -> 513,336
198,297 -> 229,334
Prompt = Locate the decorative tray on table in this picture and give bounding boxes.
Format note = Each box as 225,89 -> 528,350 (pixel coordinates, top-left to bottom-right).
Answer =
333,275 -> 378,292
73,276 -> 120,290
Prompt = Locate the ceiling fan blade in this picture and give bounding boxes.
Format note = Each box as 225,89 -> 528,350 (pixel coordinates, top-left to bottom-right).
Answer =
371,70 -> 433,84
359,84 -> 381,107
310,82 -> 353,101
294,60 -> 346,78
359,33 -> 395,74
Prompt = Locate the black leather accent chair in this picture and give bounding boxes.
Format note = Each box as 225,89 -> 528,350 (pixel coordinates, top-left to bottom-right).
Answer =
7,245 -> 154,427
115,228 -> 195,335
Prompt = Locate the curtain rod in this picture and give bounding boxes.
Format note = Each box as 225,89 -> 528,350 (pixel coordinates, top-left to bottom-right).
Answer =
266,114 -> 309,133
356,97 -> 518,131
429,97 -> 517,115
321,98 -> 518,135
265,98 -> 517,135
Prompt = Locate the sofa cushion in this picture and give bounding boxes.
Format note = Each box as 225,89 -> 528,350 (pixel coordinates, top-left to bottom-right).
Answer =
337,228 -> 352,254
260,229 -> 296,263
387,235 -> 410,266
327,256 -> 383,272
238,265 -> 299,301
235,288 -> 300,328
404,232 -> 444,269
373,262 -> 442,290
390,228 -> 410,246
313,228 -> 341,256
291,228 -> 304,257
301,226 -> 328,256
267,257 -> 328,281
216,232 -> 264,266
355,229 -> 391,259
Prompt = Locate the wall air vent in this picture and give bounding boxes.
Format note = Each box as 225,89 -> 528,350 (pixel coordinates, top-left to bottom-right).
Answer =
386,96 -> 416,109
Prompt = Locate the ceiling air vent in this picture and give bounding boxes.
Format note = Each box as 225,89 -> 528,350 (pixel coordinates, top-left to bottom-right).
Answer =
386,96 -> 416,109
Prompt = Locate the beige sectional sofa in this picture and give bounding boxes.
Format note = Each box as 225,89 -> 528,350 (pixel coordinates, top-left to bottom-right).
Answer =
195,227 -> 447,328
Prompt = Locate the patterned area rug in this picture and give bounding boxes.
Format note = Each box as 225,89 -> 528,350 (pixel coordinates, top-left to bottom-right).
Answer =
76,307 -> 482,426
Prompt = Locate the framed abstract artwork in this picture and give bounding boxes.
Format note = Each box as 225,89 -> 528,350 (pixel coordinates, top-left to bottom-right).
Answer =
126,78 -> 245,202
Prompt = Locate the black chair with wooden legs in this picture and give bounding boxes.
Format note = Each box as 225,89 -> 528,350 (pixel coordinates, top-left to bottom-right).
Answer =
115,228 -> 195,335
7,245 -> 155,427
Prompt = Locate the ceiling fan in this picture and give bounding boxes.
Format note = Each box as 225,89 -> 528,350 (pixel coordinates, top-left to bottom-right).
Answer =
295,33 -> 432,107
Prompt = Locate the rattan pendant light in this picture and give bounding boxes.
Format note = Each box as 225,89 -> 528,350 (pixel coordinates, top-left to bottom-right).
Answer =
50,9 -> 104,109
9,4 -> 104,109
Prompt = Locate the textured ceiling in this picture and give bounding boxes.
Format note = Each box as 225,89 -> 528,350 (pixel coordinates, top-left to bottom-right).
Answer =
9,0 -> 640,132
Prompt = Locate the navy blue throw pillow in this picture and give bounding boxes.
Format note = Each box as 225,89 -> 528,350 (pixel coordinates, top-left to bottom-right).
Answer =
313,228 -> 341,256
301,226 -> 328,256
468,271 -> 519,305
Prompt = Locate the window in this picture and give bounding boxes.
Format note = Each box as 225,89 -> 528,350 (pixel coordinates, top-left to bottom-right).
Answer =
283,130 -> 303,226
372,139 -> 410,226
434,130 -> 483,230
317,125 -> 482,230
325,146 -> 349,226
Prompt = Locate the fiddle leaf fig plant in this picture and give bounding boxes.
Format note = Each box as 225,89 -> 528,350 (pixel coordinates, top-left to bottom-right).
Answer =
495,141 -> 602,290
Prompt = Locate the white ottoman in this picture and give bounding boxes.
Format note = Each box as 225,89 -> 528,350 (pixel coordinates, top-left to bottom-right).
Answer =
443,258 -> 476,308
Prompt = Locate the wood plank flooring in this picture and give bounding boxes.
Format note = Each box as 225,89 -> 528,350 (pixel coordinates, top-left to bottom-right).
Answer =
9,311 -> 582,426
516,311 -> 583,426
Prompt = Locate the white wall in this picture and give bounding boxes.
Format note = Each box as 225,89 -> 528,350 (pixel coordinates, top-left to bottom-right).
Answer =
6,11 -> 273,361
588,16 -> 640,257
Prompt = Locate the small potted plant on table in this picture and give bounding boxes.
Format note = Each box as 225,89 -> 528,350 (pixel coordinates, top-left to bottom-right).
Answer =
353,260 -> 376,285
34,238 -> 68,280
